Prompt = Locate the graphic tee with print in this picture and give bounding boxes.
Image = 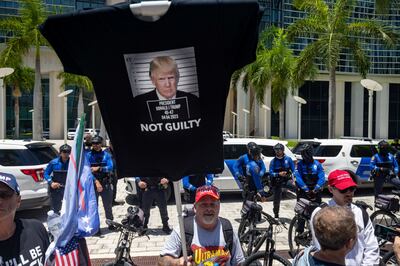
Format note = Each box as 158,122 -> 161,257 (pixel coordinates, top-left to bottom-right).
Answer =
39,0 -> 262,180
0,219 -> 50,265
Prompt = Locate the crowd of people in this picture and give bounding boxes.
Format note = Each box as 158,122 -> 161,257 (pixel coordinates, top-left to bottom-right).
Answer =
3,137 -> 400,265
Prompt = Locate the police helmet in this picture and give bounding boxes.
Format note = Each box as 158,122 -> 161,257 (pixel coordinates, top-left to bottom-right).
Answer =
247,142 -> 258,150
91,135 -> 103,144
273,143 -> 284,152
59,144 -> 72,153
249,145 -> 262,158
378,140 -> 390,155
301,144 -> 314,163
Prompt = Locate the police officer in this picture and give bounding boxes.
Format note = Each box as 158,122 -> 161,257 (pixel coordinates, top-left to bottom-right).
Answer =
294,144 -> 325,204
44,144 -> 71,213
294,144 -> 325,234
137,176 -> 171,234
233,142 -> 266,187
182,174 -> 214,203
269,143 -> 295,218
370,140 -> 400,197
87,135 -> 114,234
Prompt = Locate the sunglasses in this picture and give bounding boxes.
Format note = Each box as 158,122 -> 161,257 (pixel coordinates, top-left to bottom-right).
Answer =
0,190 -> 16,199
92,142 -> 101,145
335,186 -> 357,194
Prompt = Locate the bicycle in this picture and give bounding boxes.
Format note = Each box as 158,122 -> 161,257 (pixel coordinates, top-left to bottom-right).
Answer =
238,186 -> 272,257
371,190 -> 400,229
102,206 -> 148,266
287,194 -> 372,258
241,210 -> 291,266
287,191 -> 322,258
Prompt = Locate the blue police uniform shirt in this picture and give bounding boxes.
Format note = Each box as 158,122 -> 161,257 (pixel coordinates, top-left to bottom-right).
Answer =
246,160 -> 267,196
87,150 -> 113,180
370,153 -> 399,175
294,160 -> 325,192
269,155 -> 295,178
44,157 -> 69,184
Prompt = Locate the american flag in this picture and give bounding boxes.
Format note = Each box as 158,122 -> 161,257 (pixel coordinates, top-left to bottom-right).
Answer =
45,114 -> 98,265
54,237 -> 79,266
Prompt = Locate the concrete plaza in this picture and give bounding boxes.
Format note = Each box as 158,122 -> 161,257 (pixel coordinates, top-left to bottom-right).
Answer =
16,177 -> 378,264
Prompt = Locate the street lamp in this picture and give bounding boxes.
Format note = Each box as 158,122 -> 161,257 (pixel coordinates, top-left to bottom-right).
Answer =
361,79 -> 383,139
242,108 -> 250,138
261,105 -> 271,138
0,67 -> 14,139
28,109 -> 34,137
88,100 -> 98,130
231,111 -> 237,138
58,89 -> 73,144
293,96 -> 307,141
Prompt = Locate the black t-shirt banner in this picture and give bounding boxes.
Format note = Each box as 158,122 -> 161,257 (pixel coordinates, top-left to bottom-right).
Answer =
39,0 -> 262,180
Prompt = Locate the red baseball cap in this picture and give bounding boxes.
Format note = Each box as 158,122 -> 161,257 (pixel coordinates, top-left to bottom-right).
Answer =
195,185 -> 220,203
328,170 -> 357,190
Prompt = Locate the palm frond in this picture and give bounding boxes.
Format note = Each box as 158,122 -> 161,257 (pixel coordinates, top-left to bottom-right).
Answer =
57,72 -> 94,91
293,0 -> 329,18
347,21 -> 398,48
287,17 -> 327,41
375,0 -> 400,15
342,39 -> 370,78
0,18 -> 24,35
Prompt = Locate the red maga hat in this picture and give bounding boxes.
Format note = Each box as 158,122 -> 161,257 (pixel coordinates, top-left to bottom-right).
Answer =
328,170 -> 357,190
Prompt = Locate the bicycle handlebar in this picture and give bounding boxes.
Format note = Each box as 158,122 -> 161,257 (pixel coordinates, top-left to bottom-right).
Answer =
106,219 -> 144,234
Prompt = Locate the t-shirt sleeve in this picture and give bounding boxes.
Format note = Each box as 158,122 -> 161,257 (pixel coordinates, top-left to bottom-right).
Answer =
221,1 -> 262,72
160,227 -> 182,258
39,14 -> 85,75
230,231 -> 245,265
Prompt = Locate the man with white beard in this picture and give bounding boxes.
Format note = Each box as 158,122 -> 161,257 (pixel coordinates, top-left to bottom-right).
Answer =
158,185 -> 244,266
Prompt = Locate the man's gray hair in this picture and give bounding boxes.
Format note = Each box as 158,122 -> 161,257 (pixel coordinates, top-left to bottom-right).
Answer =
313,206 -> 357,251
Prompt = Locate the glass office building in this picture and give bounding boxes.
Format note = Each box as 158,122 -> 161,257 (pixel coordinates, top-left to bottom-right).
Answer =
258,0 -> 400,138
2,0 -> 400,139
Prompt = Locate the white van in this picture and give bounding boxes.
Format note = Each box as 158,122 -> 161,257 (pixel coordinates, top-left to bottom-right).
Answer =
124,138 -> 296,203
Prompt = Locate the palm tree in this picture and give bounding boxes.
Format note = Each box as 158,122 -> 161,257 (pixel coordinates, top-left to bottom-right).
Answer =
232,27 -> 315,139
57,72 -> 94,125
287,0 -> 397,138
4,65 -> 34,138
0,0 -> 49,140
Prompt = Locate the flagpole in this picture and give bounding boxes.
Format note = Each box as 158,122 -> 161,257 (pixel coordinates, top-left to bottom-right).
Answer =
173,181 -> 188,262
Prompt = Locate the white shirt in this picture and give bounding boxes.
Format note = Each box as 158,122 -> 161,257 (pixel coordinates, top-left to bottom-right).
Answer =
310,199 -> 380,266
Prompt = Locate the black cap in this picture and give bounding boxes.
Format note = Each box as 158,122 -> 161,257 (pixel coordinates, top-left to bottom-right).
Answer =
92,135 -> 103,144
59,144 -> 72,153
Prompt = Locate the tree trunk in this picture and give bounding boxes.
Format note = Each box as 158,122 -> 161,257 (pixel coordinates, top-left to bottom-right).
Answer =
279,101 -> 285,139
12,85 -> 21,139
33,45 -> 42,140
77,88 -> 84,121
328,68 -> 336,139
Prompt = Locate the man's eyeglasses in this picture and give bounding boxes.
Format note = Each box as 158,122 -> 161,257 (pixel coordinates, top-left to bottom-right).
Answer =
61,151 -> 70,154
0,190 -> 16,199
335,186 -> 357,194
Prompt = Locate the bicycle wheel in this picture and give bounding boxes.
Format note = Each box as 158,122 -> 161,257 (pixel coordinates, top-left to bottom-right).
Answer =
242,251 -> 291,266
381,250 -> 398,265
288,216 -> 311,258
371,210 -> 399,227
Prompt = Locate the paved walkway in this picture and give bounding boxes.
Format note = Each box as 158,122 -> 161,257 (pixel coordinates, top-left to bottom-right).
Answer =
18,139 -> 378,263
85,180 -> 376,260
